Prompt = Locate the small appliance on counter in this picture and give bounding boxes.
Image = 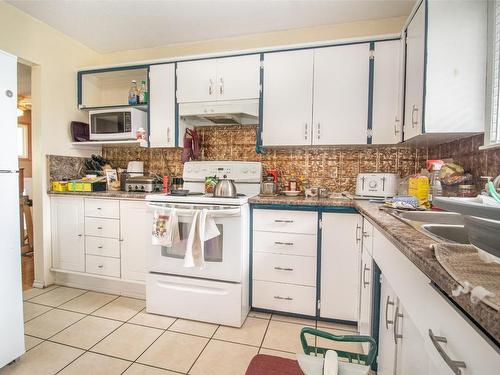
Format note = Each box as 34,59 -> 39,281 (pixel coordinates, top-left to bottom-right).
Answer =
127,160 -> 144,177
125,175 -> 162,193
355,173 -> 398,199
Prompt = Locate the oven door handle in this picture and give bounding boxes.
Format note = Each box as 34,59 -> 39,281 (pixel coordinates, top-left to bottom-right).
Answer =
146,203 -> 241,217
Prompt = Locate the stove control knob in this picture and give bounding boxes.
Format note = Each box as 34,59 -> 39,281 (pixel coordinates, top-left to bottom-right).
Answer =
140,185 -> 145,190
250,167 -> 257,174
369,180 -> 377,189
242,167 -> 249,174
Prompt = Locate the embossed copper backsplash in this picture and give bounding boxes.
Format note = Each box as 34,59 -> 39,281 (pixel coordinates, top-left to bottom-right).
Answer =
428,134 -> 500,187
102,125 -> 428,193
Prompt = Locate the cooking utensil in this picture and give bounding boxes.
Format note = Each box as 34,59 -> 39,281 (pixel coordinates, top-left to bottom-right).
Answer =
214,175 -> 237,198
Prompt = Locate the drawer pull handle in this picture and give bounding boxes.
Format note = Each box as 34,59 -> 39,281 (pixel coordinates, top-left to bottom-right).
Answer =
362,264 -> 370,288
97,226 -> 103,230
97,264 -> 104,269
98,245 -> 103,249
393,305 -> 403,344
274,295 -> 293,301
274,220 -> 294,223
429,329 -> 466,375
78,234 -> 82,237
274,241 -> 294,246
274,266 -> 294,271
355,224 -> 362,243
385,295 -> 395,329
97,207 -> 102,210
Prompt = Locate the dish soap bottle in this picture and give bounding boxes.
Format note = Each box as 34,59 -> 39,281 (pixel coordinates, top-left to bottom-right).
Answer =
408,169 -> 430,208
128,80 -> 138,105
138,80 -> 148,104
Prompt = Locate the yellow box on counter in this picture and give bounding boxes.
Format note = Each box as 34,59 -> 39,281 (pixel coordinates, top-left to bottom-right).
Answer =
51,181 -> 68,192
67,178 -> 107,192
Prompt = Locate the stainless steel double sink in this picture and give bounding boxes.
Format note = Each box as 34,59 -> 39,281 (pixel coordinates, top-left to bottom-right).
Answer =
388,210 -> 469,244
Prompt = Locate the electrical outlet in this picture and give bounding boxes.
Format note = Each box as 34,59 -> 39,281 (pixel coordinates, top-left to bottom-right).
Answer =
331,167 -> 338,179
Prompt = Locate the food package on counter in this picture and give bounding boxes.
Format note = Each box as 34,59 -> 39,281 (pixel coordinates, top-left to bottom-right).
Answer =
439,163 -> 466,185
408,173 -> 430,208
51,181 -> 68,192
204,176 -> 219,195
67,176 -> 107,192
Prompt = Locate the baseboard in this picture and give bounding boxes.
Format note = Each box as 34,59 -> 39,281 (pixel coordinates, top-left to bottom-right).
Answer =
32,280 -> 45,289
53,270 -> 146,299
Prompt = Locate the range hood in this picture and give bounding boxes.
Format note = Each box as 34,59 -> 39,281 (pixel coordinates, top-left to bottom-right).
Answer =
179,99 -> 259,126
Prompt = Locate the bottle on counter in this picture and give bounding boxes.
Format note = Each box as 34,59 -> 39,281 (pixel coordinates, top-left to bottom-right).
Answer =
128,80 -> 138,105
138,80 -> 148,104
288,176 -> 298,192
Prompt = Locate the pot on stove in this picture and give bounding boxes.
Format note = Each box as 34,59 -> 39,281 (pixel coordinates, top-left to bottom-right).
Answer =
214,175 -> 237,198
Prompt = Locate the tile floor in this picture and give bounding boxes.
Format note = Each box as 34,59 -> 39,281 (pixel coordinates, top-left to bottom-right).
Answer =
1,286 -> 360,375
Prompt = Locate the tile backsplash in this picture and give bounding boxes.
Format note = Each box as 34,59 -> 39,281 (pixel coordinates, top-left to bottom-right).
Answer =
428,134 -> 500,188
102,125 -> 428,193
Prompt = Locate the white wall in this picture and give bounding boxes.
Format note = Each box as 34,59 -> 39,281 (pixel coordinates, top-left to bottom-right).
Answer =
0,1 -> 101,286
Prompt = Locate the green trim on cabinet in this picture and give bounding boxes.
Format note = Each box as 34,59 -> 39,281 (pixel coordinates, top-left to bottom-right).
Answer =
367,42 -> 375,145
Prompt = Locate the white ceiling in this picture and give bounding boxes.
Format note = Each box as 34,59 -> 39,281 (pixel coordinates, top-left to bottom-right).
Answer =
8,0 -> 415,53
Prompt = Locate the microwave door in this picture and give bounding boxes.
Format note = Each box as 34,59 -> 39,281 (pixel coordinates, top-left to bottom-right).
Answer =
90,112 -> 132,140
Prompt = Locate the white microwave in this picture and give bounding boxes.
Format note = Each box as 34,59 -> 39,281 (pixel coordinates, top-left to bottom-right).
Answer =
89,108 -> 147,141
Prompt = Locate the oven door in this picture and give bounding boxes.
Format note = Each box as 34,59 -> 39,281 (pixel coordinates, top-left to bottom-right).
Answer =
146,202 -> 245,282
89,110 -> 133,140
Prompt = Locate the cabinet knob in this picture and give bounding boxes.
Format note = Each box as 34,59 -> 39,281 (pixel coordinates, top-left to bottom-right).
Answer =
97,264 -> 103,269
97,226 -> 103,230
78,234 -> 83,237
98,245 -> 103,249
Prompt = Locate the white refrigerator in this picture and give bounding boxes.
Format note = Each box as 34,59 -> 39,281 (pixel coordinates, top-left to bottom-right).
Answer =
0,49 -> 25,367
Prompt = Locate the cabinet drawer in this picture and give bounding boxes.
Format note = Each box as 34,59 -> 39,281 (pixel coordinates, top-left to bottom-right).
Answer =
252,280 -> 316,316
85,236 -> 120,258
253,252 -> 316,286
85,217 -> 120,239
85,198 -> 120,219
85,254 -> 120,278
253,231 -> 316,257
253,209 -> 317,235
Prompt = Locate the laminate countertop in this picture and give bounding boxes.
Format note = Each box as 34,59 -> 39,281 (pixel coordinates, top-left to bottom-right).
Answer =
249,195 -> 500,344
47,190 -> 164,200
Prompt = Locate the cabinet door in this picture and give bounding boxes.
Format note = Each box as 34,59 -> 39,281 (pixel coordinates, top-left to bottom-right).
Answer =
312,44 -> 369,145
320,213 -> 360,321
176,59 -> 217,103
396,303 -> 433,375
372,40 -> 403,144
51,196 -> 85,272
262,50 -> 314,146
149,64 -> 176,147
216,55 -> 260,101
358,247 -> 373,354
120,200 -> 152,282
404,1 -> 426,140
377,274 -> 398,375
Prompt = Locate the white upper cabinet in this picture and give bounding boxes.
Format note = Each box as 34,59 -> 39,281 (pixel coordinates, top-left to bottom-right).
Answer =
372,40 -> 404,144
149,64 -> 176,147
176,55 -> 260,103
215,55 -> 261,101
312,44 -> 370,145
177,59 -> 217,103
404,1 -> 426,141
320,213 -> 361,322
404,0 -> 487,141
262,50 -> 314,146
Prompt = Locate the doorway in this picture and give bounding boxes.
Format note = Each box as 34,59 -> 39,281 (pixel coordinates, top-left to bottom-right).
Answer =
17,61 -> 33,290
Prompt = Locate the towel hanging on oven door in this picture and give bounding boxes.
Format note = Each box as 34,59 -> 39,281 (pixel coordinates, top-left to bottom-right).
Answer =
184,209 -> 220,269
151,207 -> 180,247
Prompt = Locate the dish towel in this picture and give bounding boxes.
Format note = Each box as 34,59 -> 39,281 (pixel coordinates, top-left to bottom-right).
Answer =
184,209 -> 220,269
151,208 -> 179,247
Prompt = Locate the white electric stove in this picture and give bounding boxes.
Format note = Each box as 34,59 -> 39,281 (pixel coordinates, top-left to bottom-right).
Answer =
145,161 -> 262,327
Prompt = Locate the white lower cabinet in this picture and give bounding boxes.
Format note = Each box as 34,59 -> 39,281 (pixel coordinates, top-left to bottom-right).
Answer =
119,200 -> 150,282
373,225 -> 500,374
51,196 -> 85,272
358,246 -> 373,354
320,213 -> 361,321
51,196 -> 151,285
377,274 -> 398,375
